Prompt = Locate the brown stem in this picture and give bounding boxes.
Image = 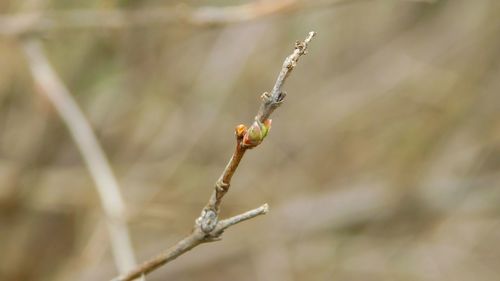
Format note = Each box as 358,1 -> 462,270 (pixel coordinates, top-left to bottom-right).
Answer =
211,133 -> 248,211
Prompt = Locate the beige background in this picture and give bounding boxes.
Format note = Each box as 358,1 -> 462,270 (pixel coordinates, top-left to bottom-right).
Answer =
0,0 -> 499,280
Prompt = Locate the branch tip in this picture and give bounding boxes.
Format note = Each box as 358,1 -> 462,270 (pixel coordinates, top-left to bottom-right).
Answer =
262,203 -> 270,214
307,31 -> 316,42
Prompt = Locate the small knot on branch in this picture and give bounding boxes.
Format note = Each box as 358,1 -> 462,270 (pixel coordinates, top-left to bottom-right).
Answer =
215,180 -> 230,193
275,91 -> 287,104
295,31 -> 316,55
214,180 -> 230,204
256,91 -> 286,123
262,91 -> 286,106
197,209 -> 218,233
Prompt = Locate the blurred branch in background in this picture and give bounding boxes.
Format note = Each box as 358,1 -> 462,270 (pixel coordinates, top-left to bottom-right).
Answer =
0,0 -> 436,37
20,39 -> 142,279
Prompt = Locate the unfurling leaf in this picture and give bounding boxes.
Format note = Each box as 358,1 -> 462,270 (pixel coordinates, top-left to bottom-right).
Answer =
242,119 -> 272,148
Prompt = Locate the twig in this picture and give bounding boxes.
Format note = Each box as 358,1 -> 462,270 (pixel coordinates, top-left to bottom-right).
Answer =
112,204 -> 269,281
21,39 -> 142,278
136,183 -> 393,278
215,204 -> 270,232
111,31 -> 317,281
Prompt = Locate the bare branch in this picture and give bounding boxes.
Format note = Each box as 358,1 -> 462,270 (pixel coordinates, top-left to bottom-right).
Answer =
111,230 -> 204,281
110,31 -> 317,281
215,204 -> 270,233
111,204 -> 268,281
258,31 -> 316,122
21,39 -> 141,278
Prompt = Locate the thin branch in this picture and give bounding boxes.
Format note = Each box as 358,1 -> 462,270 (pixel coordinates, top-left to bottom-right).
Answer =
137,183 -> 393,278
110,31 -> 317,281
215,204 -> 270,233
258,31 -> 316,122
21,39 -> 141,278
111,204 -> 268,281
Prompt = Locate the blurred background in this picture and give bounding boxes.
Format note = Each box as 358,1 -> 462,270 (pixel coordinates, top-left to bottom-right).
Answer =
1,0 -> 500,280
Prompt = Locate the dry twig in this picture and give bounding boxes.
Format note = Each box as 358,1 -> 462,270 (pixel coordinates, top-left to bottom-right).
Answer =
110,31 -> 316,281
21,39 -> 141,278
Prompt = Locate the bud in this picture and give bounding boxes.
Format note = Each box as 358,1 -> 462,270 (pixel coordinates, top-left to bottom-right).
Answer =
235,124 -> 247,138
242,119 -> 272,148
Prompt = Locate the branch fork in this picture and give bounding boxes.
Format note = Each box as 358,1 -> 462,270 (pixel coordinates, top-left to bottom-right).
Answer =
111,31 -> 316,281
197,203 -> 270,242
